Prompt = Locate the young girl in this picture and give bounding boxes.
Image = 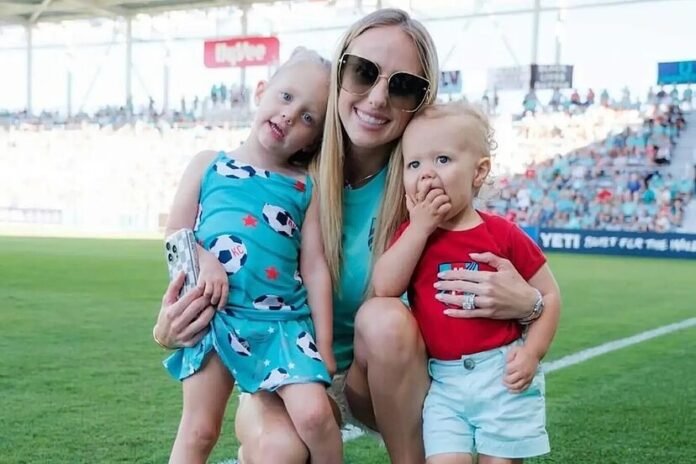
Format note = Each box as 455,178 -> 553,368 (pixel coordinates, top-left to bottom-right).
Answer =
373,102 -> 561,464
158,48 -> 342,464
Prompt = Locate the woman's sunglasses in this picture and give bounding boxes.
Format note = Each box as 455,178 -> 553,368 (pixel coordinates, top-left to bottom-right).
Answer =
338,53 -> 431,113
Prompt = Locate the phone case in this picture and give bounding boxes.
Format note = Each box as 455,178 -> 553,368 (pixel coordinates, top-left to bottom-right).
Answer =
164,228 -> 200,297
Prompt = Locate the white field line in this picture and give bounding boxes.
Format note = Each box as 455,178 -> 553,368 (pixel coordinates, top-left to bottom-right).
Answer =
543,317 -> 696,373
216,317 -> 696,462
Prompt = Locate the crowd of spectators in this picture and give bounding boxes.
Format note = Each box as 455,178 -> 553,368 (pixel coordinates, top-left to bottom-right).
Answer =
1,86 -> 694,234
521,84 -> 693,115
486,100 -> 693,233
0,83 -> 254,130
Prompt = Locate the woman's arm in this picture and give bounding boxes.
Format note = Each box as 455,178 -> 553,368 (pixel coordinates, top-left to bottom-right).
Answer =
521,264 -> 561,360
300,191 -> 336,374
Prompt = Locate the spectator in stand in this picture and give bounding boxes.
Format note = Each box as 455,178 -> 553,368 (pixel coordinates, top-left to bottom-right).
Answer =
550,88 -> 561,111
219,83 -> 228,104
621,87 -> 632,109
523,89 -> 539,114
647,87 -> 656,104
669,85 -> 679,104
600,89 -> 610,107
210,84 -> 218,104
585,88 -> 595,106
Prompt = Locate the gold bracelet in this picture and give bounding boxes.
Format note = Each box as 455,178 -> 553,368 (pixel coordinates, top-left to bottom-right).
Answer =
152,324 -> 172,350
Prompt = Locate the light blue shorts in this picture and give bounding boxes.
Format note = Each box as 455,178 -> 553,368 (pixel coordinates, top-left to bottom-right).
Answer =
423,340 -> 549,459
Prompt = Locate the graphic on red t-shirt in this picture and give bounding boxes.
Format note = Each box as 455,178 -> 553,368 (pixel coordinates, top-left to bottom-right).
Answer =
437,262 -> 477,301
393,212 -> 547,360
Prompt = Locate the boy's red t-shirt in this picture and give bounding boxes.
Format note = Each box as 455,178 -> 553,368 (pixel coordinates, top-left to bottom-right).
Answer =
392,211 -> 546,360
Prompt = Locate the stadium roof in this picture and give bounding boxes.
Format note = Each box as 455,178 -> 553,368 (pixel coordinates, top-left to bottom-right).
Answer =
0,0 -> 289,25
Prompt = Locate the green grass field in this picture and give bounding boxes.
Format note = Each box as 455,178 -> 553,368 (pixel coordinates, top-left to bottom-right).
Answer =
1,236 -> 694,463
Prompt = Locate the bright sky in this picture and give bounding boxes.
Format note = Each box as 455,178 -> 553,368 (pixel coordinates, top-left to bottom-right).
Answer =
0,0 -> 694,114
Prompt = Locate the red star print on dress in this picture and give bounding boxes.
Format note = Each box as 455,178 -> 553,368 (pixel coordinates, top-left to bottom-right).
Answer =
265,266 -> 279,280
242,214 -> 258,227
294,180 -> 306,192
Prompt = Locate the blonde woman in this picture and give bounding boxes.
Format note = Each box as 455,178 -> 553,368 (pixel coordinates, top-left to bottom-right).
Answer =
155,8 -> 545,463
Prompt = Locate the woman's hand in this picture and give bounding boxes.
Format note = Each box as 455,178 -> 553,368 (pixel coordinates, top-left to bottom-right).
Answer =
434,252 -> 537,320
154,272 -> 215,348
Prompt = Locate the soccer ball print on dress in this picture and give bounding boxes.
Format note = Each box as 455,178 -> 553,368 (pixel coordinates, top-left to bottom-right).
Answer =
163,152 -> 330,392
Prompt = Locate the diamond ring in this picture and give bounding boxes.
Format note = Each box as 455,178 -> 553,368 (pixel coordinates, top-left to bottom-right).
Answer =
461,293 -> 476,310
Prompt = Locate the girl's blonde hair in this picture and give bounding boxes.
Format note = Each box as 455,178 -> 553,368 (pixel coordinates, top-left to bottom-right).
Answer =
274,46 -> 331,78
373,102 -> 496,272
313,8 -> 439,288
271,46 -> 332,167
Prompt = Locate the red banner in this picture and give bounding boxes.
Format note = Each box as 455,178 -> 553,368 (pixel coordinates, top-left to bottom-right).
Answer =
204,36 -> 280,68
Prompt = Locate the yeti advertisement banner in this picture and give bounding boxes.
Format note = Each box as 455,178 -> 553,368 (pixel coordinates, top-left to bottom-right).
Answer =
536,228 -> 696,259
204,36 -> 280,68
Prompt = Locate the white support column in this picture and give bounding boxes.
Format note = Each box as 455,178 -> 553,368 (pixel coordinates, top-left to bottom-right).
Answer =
26,24 -> 33,115
555,6 -> 565,65
126,17 -> 133,113
240,6 -> 248,93
163,49 -> 170,113
531,0 -> 541,65
67,62 -> 73,117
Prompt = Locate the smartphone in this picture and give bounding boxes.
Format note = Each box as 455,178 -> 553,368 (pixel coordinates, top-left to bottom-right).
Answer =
165,228 -> 200,297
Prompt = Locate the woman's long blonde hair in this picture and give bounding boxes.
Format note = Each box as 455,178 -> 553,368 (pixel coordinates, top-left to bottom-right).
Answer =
313,8 -> 439,288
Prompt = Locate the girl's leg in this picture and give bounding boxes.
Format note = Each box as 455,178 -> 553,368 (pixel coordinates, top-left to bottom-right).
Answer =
478,456 -> 523,464
169,353 -> 235,464
276,383 -> 343,464
234,391 -> 310,464
344,297 -> 430,464
427,454 -> 473,464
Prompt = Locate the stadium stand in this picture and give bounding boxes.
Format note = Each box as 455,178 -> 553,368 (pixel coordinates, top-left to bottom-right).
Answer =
1,88 -> 694,235
484,96 -> 694,233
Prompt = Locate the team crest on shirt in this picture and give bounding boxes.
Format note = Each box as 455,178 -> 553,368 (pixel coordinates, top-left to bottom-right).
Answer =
437,262 -> 478,300
438,262 -> 479,273
214,159 -> 270,179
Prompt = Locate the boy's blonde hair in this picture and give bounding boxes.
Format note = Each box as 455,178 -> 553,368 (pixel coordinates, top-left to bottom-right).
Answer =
313,8 -> 439,288
372,102 -> 496,267
415,102 -> 496,160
